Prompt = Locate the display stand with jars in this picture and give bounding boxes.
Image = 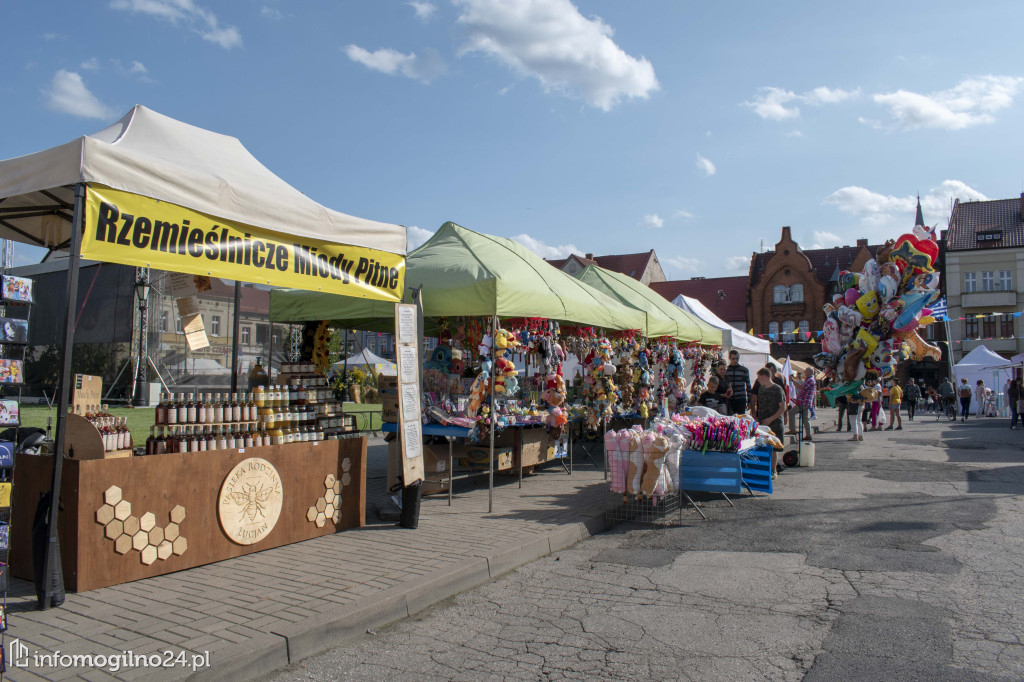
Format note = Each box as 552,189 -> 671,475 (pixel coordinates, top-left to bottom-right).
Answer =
276,362 -> 356,437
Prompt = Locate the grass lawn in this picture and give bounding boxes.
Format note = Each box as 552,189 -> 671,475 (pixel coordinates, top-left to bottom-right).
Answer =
20,403 -> 383,445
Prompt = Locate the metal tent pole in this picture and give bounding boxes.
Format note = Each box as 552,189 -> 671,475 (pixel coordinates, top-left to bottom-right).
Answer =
488,315 -> 497,513
230,281 -> 241,393
42,182 -> 85,609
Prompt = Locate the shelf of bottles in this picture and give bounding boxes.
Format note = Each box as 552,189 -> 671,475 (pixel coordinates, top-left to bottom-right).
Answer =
0,275 -> 33,655
146,380 -> 354,456
77,404 -> 133,456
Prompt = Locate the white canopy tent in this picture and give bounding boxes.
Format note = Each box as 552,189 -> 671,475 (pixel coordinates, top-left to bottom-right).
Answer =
954,345 -> 1014,415
671,294 -> 770,376
0,105 -> 406,255
334,349 -> 397,377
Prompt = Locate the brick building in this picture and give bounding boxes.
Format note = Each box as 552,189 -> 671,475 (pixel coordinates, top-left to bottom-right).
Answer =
649,276 -> 748,330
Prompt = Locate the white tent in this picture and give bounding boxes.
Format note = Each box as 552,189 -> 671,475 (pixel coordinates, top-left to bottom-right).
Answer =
672,295 -> 770,376
167,358 -> 231,375
954,345 -> 1013,415
335,349 -> 397,377
0,105 -> 406,255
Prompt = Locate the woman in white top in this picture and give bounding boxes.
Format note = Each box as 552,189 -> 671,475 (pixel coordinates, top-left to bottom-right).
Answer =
975,380 -> 986,416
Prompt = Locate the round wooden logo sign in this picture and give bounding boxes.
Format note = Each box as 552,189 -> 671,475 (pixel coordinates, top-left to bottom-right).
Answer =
218,457 -> 283,545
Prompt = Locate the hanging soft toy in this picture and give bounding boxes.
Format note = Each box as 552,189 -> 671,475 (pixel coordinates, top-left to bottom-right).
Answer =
641,434 -> 670,497
545,406 -> 568,439
466,373 -> 490,418
424,344 -> 453,372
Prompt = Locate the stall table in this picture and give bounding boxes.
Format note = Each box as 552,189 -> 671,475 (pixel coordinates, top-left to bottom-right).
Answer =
12,439 -> 366,592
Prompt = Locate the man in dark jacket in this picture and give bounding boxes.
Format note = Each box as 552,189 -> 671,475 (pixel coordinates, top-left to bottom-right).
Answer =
903,379 -> 921,421
724,350 -> 752,416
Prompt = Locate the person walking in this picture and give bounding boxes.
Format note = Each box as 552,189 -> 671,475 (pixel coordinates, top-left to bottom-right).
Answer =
1015,378 -> 1024,428
885,380 -> 903,430
958,378 -> 973,421
1003,376 -> 1019,425
792,367 -> 817,441
904,378 -> 921,421
974,380 -> 986,417
754,368 -> 788,477
724,350 -> 751,417
847,372 -> 877,442
835,394 -> 852,432
865,375 -> 883,430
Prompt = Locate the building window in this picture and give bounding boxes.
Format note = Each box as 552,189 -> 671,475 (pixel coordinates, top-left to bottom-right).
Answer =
241,327 -> 250,345
799,320 -> 809,337
965,317 -> 978,338
782,320 -> 796,338
256,324 -> 270,345
982,316 -> 996,338
981,271 -> 994,292
175,315 -> 182,333
790,284 -> 804,303
768,321 -> 779,336
773,285 -> 788,303
160,311 -> 168,332
1001,316 -> 1014,338
367,336 -> 376,352
964,272 -> 976,293
211,315 -> 221,336
999,270 -> 1012,291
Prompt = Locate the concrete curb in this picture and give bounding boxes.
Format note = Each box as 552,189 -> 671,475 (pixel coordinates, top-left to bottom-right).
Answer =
188,510 -> 608,681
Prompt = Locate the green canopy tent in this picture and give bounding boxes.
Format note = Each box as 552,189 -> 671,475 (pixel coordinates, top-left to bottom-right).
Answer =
270,221 -> 646,331
574,265 -> 723,345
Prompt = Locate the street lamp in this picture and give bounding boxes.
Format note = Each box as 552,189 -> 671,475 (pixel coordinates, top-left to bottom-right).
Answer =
131,268 -> 151,407
716,289 -> 726,319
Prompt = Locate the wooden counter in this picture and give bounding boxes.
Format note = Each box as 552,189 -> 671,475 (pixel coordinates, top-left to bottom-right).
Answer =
12,438 -> 366,592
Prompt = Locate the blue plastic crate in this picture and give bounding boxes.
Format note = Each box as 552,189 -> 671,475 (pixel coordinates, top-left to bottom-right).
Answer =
740,446 -> 774,494
679,449 -> 743,494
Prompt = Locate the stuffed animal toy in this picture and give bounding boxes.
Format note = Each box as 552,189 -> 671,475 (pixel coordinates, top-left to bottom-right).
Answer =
605,430 -> 625,493
466,373 -> 490,418
641,434 -> 669,497
424,344 -> 453,372
546,406 -> 567,440
624,430 -> 644,497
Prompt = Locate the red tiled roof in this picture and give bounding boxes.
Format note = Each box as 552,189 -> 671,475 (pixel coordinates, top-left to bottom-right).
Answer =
947,197 -> 1024,250
650,276 -> 748,322
547,251 -> 655,280
749,244 -> 881,290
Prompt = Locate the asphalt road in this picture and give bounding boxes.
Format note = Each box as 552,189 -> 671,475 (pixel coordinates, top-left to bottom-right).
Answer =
274,407 -> 1024,681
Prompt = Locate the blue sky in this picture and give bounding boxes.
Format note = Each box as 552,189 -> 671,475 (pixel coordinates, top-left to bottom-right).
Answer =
3,1 -> 1023,277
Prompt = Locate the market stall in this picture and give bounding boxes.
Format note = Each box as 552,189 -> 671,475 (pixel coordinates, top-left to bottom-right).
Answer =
271,222 -> 651,509
0,106 -> 406,596
671,294 -> 770,376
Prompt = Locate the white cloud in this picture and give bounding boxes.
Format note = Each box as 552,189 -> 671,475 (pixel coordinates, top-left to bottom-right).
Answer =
640,213 -> 663,229
746,85 -> 860,121
260,6 -> 283,20
406,226 -> 435,251
673,209 -> 694,220
510,233 -> 581,260
809,231 -> 843,249
696,154 -> 716,176
43,33 -> 63,41
345,45 -> 446,83
872,76 -> 1024,131
44,70 -> 116,120
129,60 -> 148,75
110,0 -> 242,49
724,256 -> 749,273
662,256 -> 701,276
824,180 -> 989,237
453,0 -> 658,111
409,1 -> 436,20
80,58 -> 100,71
785,130 -> 805,138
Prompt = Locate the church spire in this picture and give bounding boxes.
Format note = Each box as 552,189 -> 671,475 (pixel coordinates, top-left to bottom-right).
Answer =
915,194 -> 925,227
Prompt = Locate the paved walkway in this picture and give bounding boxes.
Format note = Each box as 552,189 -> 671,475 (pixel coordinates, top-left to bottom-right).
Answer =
5,438 -> 609,681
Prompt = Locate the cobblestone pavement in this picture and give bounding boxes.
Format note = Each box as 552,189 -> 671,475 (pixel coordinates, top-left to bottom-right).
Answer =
5,438 -> 607,681
274,409 -> 1024,681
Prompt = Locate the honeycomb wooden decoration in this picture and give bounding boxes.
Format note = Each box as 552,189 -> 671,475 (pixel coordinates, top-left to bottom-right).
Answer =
95,490 -> 188,565
307,470 -> 351,526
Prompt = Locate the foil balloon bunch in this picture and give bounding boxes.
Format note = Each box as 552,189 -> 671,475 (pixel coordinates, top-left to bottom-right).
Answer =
817,225 -> 943,402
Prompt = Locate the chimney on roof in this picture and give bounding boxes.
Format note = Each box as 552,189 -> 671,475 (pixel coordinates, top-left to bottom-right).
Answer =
585,253 -> 593,260
856,238 -> 868,247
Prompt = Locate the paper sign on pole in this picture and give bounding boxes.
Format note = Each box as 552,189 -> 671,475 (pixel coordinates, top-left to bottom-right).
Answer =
395,300 -> 424,484
182,313 -> 210,351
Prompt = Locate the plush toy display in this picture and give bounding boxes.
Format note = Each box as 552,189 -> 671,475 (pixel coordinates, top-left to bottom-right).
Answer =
819,224 -> 942,404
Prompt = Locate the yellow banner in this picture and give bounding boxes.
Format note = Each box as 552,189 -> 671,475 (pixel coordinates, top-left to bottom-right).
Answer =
82,185 -> 405,302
